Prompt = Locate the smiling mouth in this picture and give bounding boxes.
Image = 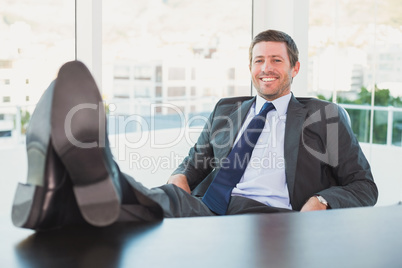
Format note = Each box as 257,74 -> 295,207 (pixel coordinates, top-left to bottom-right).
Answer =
260,77 -> 277,82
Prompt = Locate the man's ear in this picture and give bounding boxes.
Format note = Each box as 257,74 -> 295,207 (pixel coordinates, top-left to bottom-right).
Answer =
292,61 -> 300,78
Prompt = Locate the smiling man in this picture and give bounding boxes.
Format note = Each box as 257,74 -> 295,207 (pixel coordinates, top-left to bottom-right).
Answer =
167,29 -> 378,214
13,30 -> 378,230
249,40 -> 299,101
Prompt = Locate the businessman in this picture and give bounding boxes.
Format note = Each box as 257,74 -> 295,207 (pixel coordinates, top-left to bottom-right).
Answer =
12,29 -> 378,230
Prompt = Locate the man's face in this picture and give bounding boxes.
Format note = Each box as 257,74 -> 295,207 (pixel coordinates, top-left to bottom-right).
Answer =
249,41 -> 300,101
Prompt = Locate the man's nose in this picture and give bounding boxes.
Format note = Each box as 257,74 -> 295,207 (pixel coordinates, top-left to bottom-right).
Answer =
263,62 -> 273,73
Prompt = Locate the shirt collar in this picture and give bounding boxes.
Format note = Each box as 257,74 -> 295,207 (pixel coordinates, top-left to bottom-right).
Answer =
255,93 -> 291,116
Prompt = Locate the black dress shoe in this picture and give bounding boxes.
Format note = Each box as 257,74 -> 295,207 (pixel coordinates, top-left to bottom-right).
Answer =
12,82 -> 84,230
51,61 -> 121,227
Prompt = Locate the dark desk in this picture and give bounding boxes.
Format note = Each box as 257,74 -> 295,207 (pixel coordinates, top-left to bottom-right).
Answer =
2,205 -> 402,268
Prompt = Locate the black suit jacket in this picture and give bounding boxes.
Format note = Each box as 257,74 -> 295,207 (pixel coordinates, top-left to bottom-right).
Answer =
172,94 -> 378,211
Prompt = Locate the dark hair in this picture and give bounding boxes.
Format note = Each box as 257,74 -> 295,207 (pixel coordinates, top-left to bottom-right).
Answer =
249,29 -> 299,67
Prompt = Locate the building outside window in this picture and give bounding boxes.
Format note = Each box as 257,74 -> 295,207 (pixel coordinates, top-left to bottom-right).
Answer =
308,0 -> 402,147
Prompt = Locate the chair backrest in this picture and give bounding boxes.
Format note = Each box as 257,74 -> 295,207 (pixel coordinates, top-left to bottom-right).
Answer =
296,96 -> 352,127
338,105 -> 351,127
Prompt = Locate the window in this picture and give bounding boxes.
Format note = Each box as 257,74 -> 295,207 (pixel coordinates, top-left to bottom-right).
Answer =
0,0 -> 75,106
167,87 -> 186,97
103,0 -> 252,134
114,65 -> 130,80
134,66 -> 152,81
0,79 -> 10,85
0,60 -> 12,69
309,0 -> 402,147
309,0 -> 402,205
0,0 -> 75,170
155,66 -> 163,82
102,0 -> 251,186
168,67 -> 186,81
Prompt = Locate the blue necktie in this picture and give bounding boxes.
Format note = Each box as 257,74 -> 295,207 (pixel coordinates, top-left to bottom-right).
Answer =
202,102 -> 275,215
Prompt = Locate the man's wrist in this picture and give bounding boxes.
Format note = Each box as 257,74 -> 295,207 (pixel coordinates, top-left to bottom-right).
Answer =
167,174 -> 187,184
315,195 -> 329,208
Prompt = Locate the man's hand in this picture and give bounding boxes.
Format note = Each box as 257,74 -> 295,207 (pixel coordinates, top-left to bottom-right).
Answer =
167,174 -> 191,194
300,196 -> 328,212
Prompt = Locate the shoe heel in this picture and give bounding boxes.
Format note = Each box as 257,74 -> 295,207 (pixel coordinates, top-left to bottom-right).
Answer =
12,183 -> 44,228
59,146 -> 121,226
73,178 -> 120,227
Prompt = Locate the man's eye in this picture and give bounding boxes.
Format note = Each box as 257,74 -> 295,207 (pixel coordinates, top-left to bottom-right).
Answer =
255,60 -> 263,63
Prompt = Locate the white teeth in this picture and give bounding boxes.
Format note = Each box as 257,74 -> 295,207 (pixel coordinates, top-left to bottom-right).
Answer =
261,78 -> 275,82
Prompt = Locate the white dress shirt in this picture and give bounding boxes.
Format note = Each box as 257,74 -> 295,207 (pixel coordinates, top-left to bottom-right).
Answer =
231,93 -> 292,209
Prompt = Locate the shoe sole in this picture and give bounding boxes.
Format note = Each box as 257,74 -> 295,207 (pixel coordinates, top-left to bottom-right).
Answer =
12,142 -> 67,230
51,61 -> 120,227
12,182 -> 45,228
12,81 -> 56,229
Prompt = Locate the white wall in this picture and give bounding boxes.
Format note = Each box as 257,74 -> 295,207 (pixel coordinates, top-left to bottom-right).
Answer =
361,144 -> 402,206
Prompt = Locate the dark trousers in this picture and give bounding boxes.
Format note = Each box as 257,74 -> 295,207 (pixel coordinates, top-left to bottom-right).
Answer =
117,173 -> 294,222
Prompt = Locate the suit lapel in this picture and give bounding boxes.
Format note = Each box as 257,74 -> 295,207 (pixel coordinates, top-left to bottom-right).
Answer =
284,94 -> 307,203
218,97 -> 255,159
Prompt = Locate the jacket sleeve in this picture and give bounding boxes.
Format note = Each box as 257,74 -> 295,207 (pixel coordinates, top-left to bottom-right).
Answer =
316,104 -> 378,208
171,100 -> 221,190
